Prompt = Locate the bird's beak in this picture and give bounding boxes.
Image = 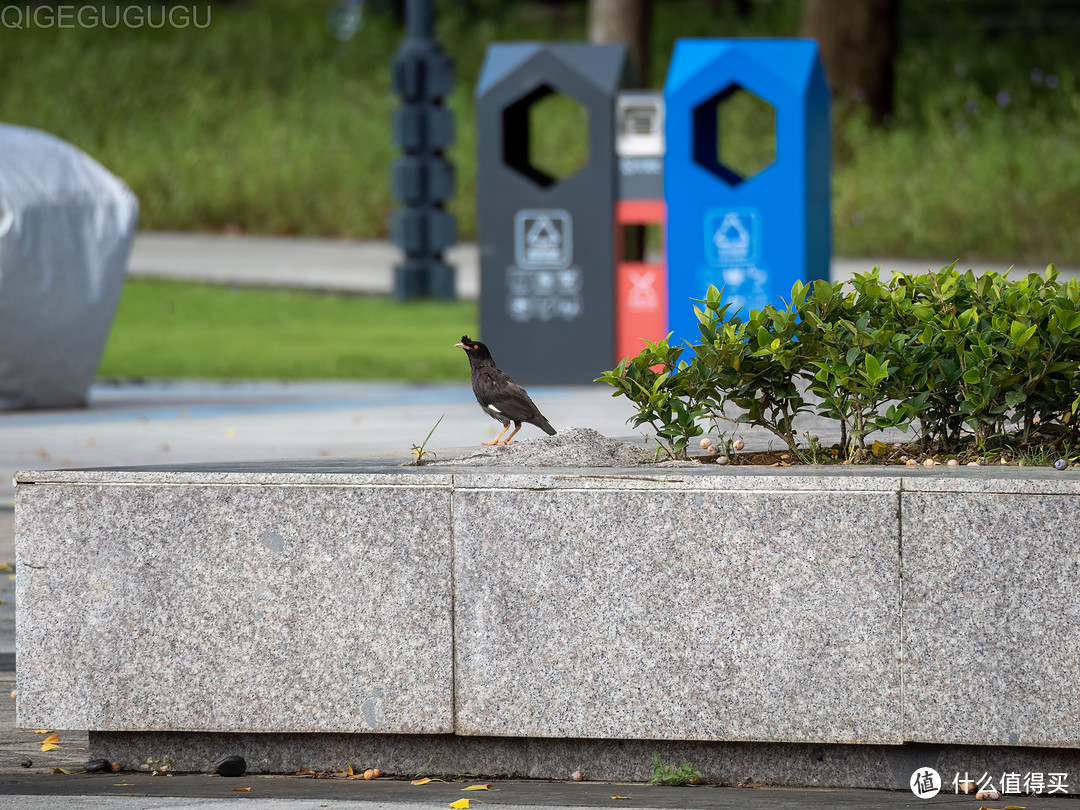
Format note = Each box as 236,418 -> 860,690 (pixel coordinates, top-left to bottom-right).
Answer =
454,342 -> 467,349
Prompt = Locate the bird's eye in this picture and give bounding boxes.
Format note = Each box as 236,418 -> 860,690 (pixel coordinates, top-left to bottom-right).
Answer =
472,344 -> 479,350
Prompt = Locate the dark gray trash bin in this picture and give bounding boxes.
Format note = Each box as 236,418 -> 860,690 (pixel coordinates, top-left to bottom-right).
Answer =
475,43 -> 632,385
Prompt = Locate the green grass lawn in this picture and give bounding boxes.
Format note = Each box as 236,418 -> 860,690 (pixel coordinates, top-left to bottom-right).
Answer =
1,0 -> 1077,265
99,279 -> 477,381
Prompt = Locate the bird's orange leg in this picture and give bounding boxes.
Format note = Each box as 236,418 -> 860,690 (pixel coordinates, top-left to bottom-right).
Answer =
499,423 -> 523,445
482,424 -> 511,445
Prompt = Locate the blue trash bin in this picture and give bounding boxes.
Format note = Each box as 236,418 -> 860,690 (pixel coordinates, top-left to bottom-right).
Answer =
664,38 -> 830,345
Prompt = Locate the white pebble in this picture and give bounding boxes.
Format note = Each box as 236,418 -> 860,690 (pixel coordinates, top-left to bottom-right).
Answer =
946,458 -> 959,466
905,459 -> 917,466
700,437 -> 712,450
716,455 -> 730,465
923,458 -> 935,467
733,439 -> 745,451
967,461 -> 980,466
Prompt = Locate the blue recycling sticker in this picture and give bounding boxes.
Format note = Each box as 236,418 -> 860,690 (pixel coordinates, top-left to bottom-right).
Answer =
704,208 -> 760,267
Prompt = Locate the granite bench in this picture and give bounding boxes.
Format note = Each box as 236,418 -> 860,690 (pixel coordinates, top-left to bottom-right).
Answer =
14,461 -> 1080,790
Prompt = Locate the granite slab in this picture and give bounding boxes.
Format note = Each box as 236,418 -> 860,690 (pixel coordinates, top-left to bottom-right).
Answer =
15,457 -> 1080,755
16,482 -> 454,733
902,491 -> 1080,747
453,485 -> 902,743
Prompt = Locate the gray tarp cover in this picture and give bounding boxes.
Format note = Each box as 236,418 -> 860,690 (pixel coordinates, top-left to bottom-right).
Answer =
0,123 -> 138,409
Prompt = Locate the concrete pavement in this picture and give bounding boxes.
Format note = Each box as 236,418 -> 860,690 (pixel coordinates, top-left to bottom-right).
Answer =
128,231 -> 1078,296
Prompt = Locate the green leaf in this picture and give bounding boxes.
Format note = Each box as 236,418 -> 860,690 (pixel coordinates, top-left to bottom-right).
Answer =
1004,389 -> 1026,409
1016,324 -> 1038,349
864,353 -> 881,379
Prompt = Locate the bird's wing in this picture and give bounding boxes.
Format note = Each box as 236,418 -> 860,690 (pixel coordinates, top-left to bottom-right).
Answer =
475,367 -> 543,423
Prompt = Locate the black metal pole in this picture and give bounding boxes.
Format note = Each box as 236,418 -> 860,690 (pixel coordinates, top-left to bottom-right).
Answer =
404,0 -> 432,38
390,0 -> 456,300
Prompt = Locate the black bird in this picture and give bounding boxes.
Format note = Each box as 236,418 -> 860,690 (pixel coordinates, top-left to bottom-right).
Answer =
455,335 -> 557,445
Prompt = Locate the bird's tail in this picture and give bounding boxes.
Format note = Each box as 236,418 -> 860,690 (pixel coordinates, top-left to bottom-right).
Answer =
537,417 -> 557,436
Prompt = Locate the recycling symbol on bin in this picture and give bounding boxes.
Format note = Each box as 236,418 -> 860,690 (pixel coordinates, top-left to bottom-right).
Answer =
704,208 -> 759,267
515,209 -> 573,269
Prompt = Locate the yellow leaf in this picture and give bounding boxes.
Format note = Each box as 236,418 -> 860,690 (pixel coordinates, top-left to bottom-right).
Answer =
53,768 -> 70,774
462,784 -> 498,791
611,796 -> 632,800
0,563 -> 12,571
413,777 -> 448,785
232,787 -> 251,792
40,732 -> 58,740
449,800 -> 470,809
872,440 -> 890,457
41,743 -> 60,752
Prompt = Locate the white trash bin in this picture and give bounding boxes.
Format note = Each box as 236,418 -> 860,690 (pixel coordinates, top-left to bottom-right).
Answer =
0,123 -> 138,409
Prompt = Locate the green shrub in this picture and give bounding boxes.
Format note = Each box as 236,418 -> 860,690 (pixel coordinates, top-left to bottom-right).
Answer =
599,266 -> 1080,462
594,337 -> 708,461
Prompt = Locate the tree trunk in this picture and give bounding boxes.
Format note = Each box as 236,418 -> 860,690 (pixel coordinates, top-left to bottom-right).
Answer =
588,0 -> 651,86
800,0 -> 898,124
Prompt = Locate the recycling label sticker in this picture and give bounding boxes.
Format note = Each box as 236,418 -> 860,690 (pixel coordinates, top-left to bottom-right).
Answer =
699,207 -> 768,313
506,265 -> 582,322
704,208 -> 760,267
515,209 -> 572,269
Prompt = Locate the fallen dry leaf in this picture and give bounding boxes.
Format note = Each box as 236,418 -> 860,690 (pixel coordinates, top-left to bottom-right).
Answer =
449,800 -> 470,809
32,730 -> 53,735
114,783 -> 135,787
42,733 -> 59,744
611,796 -> 632,800
232,787 -> 251,792
41,743 -> 60,752
462,784 -> 498,791
0,563 -> 12,571
412,777 -> 448,785
53,768 -> 70,774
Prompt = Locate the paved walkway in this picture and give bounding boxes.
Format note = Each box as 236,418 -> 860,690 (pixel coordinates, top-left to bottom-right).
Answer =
129,231 -> 1078,296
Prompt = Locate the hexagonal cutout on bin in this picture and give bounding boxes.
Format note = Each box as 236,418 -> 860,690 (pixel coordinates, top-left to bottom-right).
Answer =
503,84 -> 589,188
693,84 -> 776,185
